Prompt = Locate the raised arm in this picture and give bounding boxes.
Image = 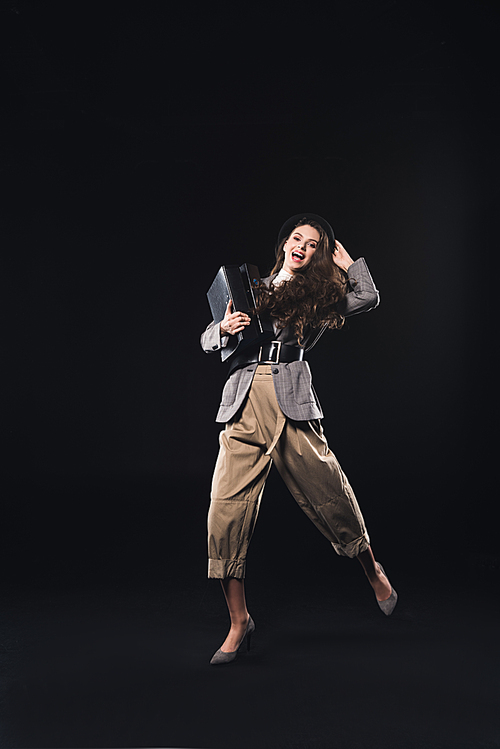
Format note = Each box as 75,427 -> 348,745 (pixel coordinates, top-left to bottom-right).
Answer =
333,240 -> 380,317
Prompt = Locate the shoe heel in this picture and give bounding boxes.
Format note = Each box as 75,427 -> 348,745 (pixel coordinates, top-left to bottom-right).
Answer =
246,615 -> 255,652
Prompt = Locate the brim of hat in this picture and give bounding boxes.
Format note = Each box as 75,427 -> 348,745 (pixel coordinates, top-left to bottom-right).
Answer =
277,213 -> 335,247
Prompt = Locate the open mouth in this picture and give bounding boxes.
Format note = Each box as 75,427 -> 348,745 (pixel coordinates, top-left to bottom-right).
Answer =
291,251 -> 305,261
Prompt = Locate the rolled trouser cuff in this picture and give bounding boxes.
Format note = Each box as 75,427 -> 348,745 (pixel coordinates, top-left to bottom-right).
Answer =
332,534 -> 370,558
208,558 -> 246,579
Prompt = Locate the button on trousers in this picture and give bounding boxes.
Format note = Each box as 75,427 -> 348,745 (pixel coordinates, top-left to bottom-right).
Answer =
208,365 -> 370,579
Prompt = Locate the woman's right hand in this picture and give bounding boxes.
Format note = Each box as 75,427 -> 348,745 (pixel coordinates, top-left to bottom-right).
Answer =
220,300 -> 251,336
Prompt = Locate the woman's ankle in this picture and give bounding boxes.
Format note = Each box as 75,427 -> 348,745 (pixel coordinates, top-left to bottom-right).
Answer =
230,613 -> 250,628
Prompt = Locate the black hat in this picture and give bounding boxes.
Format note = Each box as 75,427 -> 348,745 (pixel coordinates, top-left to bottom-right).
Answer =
277,213 -> 335,250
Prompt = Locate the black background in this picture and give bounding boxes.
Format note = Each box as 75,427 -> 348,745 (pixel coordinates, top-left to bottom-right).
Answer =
1,2 -> 497,747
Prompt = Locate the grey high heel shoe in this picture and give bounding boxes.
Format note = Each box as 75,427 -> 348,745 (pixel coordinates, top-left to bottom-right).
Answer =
376,563 -> 398,616
210,616 -> 255,665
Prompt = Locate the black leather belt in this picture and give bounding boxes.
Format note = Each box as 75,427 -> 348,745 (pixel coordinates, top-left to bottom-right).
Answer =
227,341 -> 304,376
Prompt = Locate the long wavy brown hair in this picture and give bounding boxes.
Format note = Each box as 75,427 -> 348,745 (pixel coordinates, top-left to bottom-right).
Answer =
256,218 -> 347,346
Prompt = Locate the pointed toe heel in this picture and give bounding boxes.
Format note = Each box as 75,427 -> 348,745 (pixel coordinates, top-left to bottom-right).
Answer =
210,647 -> 238,665
376,563 -> 398,616
377,587 -> 398,616
210,616 -> 255,666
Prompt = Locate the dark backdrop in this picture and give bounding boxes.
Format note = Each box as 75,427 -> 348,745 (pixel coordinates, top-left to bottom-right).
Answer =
2,0 -> 494,568
1,1 -> 497,746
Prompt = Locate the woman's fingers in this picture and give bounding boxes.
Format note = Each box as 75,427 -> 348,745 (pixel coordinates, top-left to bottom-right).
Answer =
332,239 -> 355,271
222,304 -> 251,335
230,311 -> 251,334
229,310 -> 251,323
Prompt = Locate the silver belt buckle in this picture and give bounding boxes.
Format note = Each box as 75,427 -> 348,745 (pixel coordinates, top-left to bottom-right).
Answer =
258,340 -> 281,364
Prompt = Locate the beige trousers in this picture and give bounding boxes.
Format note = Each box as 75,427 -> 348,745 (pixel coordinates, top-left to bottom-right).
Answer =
208,365 -> 370,578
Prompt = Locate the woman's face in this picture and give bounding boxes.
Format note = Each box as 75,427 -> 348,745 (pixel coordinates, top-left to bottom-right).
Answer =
282,224 -> 320,274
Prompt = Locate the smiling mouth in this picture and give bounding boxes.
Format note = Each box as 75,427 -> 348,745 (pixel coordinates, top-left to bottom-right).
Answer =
291,251 -> 305,261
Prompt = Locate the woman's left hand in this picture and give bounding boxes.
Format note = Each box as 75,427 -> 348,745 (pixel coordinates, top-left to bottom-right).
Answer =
332,240 -> 354,272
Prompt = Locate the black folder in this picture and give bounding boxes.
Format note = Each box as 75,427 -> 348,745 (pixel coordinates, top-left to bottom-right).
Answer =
207,263 -> 273,361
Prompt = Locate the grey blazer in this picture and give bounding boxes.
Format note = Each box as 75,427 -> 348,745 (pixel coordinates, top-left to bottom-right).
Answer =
200,257 -> 380,423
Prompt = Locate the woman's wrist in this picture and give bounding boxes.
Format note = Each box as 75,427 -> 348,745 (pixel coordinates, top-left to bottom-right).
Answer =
340,260 -> 354,273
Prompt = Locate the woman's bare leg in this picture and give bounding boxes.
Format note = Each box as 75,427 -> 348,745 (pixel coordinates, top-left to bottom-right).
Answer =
357,546 -> 393,601
219,578 -> 250,653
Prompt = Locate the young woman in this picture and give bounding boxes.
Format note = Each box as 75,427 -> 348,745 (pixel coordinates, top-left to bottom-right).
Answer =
200,213 -> 397,665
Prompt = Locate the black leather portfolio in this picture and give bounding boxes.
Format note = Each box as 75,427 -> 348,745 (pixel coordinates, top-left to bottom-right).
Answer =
207,263 -> 273,361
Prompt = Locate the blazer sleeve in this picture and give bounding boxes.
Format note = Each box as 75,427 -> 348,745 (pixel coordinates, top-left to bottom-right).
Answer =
200,320 -> 225,353
337,257 -> 380,317
200,320 -> 240,358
